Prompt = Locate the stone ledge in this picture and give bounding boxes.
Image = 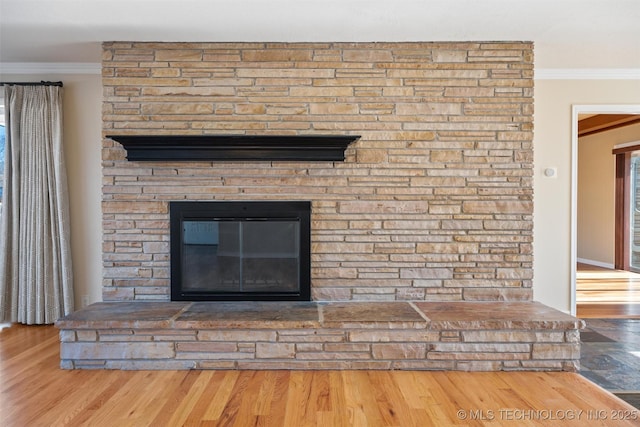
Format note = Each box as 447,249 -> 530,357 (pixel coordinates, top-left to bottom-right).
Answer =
56,301 -> 585,372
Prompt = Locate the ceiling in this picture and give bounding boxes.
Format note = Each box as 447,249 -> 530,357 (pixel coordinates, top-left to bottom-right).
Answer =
1,0 -> 640,69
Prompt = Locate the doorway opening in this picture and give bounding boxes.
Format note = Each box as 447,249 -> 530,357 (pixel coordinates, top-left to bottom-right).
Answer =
573,106 -> 640,317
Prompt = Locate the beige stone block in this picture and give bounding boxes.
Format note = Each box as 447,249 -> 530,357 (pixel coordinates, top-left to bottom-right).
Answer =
256,343 -> 295,359
61,342 -> 175,360
430,150 -> 463,163
396,103 -> 462,116
343,49 -> 394,62
484,220 -> 532,231
349,330 -> 439,343
324,343 -> 371,352
277,333 -> 346,343
410,177 -> 466,187
59,330 -> 76,342
401,269 -> 445,280
236,344 -> 255,353
462,288 -> 533,302
532,343 -> 580,360
150,68 -> 182,78
520,360 -> 564,370
155,50 -> 203,61
295,352 -> 372,360
431,50 -> 468,63
102,287 -> 135,301
428,204 -> 462,215
310,104 -> 359,115
266,105 -> 308,115
393,360 -> 456,370
103,77 -> 191,87
430,342 -> 530,353
60,360 -> 75,369
372,343 -> 426,359
242,49 -> 313,62
461,331 -> 538,342
197,330 -> 277,342
479,79 -> 533,88
339,200 -> 428,214
416,242 -> 478,254
176,342 -> 238,352
410,279 -> 443,290
99,334 -> 152,342
176,352 -> 254,360
496,268 -> 533,280
289,87 -> 353,97
444,87 -> 494,97
312,267 -> 358,279
312,242 -> 374,254
359,103 -> 395,114
102,201 -> 167,214
142,86 -> 235,96
237,69 -> 333,78
428,352 -> 528,361
441,220 -> 483,230
141,103 -> 214,115
152,333 -> 196,342
197,361 -> 237,369
296,343 -> 323,352
312,288 -> 352,300
456,361 -> 503,371
566,330 -> 580,343
235,104 -> 267,115
462,200 -> 532,215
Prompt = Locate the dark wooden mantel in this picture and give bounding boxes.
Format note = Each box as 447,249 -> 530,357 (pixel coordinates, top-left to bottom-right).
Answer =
107,134 -> 360,162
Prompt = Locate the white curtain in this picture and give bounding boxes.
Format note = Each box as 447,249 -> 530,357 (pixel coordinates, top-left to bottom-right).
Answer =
0,84 -> 74,324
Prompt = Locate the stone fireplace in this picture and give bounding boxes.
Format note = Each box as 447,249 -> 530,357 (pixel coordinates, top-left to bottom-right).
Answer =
101,41 -> 535,303
56,41 -> 585,371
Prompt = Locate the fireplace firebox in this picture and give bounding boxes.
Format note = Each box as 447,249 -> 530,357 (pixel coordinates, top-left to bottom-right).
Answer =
170,201 -> 311,301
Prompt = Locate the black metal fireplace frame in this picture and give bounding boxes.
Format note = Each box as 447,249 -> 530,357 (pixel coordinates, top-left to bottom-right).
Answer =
170,201 -> 311,301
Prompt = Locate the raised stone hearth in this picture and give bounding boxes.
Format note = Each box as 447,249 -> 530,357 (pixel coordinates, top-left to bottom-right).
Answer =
56,301 -> 584,371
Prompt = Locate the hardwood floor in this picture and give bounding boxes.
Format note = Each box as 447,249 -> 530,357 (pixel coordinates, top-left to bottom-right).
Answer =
577,263 -> 640,318
1,324 -> 639,426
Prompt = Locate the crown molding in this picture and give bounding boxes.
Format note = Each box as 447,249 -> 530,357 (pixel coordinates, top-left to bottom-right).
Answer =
0,62 -> 101,75
535,68 -> 640,80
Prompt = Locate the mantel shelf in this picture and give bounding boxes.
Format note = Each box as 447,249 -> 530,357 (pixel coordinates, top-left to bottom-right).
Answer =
107,134 -> 360,162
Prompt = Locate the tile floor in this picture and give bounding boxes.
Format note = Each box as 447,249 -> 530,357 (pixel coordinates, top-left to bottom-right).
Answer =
580,318 -> 640,408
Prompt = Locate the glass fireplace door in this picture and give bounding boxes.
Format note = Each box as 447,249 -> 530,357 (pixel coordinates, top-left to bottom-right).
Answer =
170,200 -> 311,301
180,219 -> 301,295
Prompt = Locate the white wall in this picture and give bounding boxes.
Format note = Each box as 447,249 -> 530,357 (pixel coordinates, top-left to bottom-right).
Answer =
533,79 -> 640,313
2,73 -> 103,308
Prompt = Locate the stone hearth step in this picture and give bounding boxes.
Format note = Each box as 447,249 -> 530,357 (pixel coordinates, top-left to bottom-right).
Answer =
56,301 -> 584,371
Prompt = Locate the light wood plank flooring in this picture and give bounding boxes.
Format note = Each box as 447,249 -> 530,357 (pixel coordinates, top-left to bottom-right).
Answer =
577,263 -> 640,318
1,324 -> 638,426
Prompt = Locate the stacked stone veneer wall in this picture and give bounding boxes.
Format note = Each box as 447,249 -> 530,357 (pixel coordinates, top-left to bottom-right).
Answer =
102,42 -> 534,302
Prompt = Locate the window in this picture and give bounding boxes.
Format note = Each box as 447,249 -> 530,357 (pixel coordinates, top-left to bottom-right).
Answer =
0,105 -> 4,204
0,99 -> 4,205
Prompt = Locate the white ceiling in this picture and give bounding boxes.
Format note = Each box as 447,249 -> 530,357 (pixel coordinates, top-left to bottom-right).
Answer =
1,0 -> 640,69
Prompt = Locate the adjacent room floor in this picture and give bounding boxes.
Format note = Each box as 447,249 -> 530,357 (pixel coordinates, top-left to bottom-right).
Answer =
580,318 -> 640,408
577,263 -> 640,408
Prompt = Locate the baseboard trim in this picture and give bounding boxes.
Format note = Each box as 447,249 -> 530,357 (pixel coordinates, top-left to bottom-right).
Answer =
577,258 -> 615,269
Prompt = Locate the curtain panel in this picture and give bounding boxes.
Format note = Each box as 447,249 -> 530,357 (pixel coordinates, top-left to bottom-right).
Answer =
0,85 -> 74,324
